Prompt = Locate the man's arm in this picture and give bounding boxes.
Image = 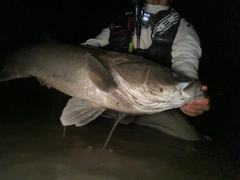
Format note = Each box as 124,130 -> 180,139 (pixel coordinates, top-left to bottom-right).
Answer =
171,18 -> 202,80
171,18 -> 210,116
81,28 -> 110,47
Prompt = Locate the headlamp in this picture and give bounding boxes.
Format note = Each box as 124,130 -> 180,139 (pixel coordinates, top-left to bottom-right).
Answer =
141,12 -> 153,27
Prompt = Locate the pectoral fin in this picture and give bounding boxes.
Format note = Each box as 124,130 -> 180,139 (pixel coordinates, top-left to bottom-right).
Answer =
60,98 -> 105,126
87,53 -> 116,92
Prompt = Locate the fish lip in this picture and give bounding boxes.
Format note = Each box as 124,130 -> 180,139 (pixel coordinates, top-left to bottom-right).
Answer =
195,88 -> 206,99
182,80 -> 203,99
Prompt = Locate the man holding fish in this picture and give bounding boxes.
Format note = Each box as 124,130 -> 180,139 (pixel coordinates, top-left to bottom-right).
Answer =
82,0 -> 210,140
4,0 -> 210,141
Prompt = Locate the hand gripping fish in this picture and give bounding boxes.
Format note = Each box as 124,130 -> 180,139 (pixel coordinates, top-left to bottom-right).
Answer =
0,43 -> 205,127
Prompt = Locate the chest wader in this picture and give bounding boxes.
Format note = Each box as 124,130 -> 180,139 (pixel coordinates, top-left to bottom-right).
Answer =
142,8 -> 181,68
102,8 -> 181,69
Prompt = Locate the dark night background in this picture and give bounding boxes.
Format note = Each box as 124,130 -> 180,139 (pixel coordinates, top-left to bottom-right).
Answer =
0,0 -> 239,155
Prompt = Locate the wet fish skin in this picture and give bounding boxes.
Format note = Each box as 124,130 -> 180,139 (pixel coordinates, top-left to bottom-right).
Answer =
0,43 -> 205,126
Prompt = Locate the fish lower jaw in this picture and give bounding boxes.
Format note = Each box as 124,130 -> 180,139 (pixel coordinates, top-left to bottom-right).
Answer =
120,98 -> 187,114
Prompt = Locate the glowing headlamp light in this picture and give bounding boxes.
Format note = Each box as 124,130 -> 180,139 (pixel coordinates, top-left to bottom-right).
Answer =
141,12 -> 153,27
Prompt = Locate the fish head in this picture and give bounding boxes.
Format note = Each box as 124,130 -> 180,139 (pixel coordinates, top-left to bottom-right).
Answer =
141,68 -> 206,109
112,62 -> 206,113
181,79 -> 206,100
170,71 -> 205,99
101,53 -> 204,106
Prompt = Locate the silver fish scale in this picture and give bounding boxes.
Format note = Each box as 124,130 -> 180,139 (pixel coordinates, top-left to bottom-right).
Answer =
1,43 -> 205,125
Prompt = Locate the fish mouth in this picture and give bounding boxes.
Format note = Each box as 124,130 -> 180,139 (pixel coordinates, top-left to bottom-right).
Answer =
182,80 -> 205,99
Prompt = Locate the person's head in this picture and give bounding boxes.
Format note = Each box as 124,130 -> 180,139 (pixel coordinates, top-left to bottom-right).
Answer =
142,0 -> 171,27
145,0 -> 171,6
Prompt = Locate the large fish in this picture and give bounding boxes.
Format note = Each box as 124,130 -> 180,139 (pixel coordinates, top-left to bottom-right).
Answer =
0,42 -> 205,126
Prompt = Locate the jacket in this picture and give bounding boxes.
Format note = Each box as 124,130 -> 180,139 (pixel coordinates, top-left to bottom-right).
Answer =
82,5 -> 202,80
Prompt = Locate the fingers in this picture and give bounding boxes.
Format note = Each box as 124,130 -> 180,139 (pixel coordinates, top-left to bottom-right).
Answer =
36,78 -> 52,89
180,98 -> 210,117
187,97 -> 210,105
46,84 -> 52,89
37,78 -> 45,87
188,102 -> 210,113
201,85 -> 208,91
180,107 -> 205,117
180,105 -> 204,117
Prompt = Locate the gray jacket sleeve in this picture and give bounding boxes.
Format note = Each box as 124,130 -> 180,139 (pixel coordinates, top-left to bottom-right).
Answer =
81,28 -> 110,47
171,18 -> 202,80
